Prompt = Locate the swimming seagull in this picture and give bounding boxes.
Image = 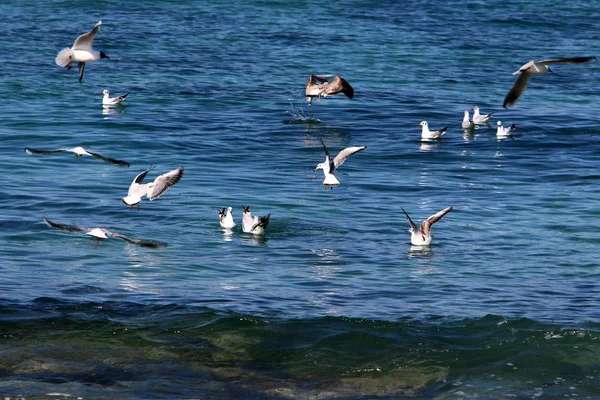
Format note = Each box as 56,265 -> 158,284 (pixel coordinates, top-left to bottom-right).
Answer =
418,121 -> 447,141
122,167 -> 184,210
25,146 -> 129,167
503,57 -> 597,108
496,121 -> 516,137
218,207 -> 236,229
401,206 -> 453,246
55,20 -> 110,83
316,138 -> 366,189
102,89 -> 129,106
305,75 -> 354,106
462,110 -> 474,129
43,217 -> 167,248
472,106 -> 493,125
241,206 -> 270,235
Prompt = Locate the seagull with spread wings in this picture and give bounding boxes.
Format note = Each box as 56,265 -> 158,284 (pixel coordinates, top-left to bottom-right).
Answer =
122,167 -> 184,210
25,146 -> 129,167
316,139 -> 366,189
401,207 -> 453,246
305,75 -> 354,106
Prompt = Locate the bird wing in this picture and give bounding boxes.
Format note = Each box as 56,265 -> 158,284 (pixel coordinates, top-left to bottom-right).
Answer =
85,149 -> 130,167
250,214 -> 270,231
503,70 -> 532,109
333,146 -> 366,169
147,167 -> 184,201
116,93 -> 129,103
108,231 -> 168,248
401,208 -> 419,232
325,76 -> 354,98
536,56 -> 597,65
128,168 -> 152,196
25,147 -> 68,155
319,139 -> 336,172
43,217 -> 87,233
72,20 -> 102,51
421,206 -> 453,236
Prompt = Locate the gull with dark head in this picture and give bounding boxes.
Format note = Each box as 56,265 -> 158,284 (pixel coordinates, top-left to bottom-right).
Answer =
472,106 -> 493,125
55,20 -> 110,83
316,138 -> 366,189
25,146 -> 129,167
418,121 -> 447,141
401,206 -> 453,246
102,89 -> 129,106
43,217 -> 167,248
122,167 -> 184,210
305,75 -> 354,106
241,206 -> 270,235
496,121 -> 516,137
218,207 -> 236,229
503,56 -> 597,108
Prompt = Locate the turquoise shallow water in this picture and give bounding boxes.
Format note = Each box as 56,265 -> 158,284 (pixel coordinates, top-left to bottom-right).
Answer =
1,1 -> 600,398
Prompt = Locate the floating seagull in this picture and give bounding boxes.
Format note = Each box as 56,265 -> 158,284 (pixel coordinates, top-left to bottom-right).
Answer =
462,110 -> 474,129
401,206 -> 453,246
43,217 -> 167,248
218,207 -> 236,229
316,138 -> 366,189
55,20 -> 110,83
503,57 -> 597,108
241,206 -> 270,235
418,121 -> 447,141
305,75 -> 354,106
102,89 -> 128,106
472,106 -> 492,125
24,146 -> 129,167
496,121 -> 516,137
122,167 -> 184,210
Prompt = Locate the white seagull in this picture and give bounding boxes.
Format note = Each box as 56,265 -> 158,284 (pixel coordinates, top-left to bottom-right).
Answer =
503,56 -> 597,108
25,146 -> 129,167
102,89 -> 129,106
472,106 -> 492,125
241,206 -> 270,235
418,121 -> 447,141
122,167 -> 184,210
496,121 -> 516,137
43,217 -> 167,248
401,206 -> 453,246
218,207 -> 236,229
55,20 -> 110,83
305,75 -> 354,106
316,138 -> 366,189
462,110 -> 474,129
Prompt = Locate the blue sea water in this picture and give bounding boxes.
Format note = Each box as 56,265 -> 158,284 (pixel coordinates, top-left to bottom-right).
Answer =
1,0 -> 600,398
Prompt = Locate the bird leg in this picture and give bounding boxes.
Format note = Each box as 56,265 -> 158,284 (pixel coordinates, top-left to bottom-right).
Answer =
95,239 -> 100,248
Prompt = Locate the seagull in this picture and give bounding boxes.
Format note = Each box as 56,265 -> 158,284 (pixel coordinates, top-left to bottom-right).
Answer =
305,75 -> 354,106
241,206 -> 270,235
316,138 -> 366,189
55,20 -> 110,83
472,106 -> 493,125
24,146 -> 129,167
503,57 -> 597,108
102,89 -> 128,106
496,121 -> 516,137
122,167 -> 184,210
418,121 -> 447,141
218,207 -> 236,229
462,110 -> 474,129
401,206 -> 453,246
43,217 -> 167,248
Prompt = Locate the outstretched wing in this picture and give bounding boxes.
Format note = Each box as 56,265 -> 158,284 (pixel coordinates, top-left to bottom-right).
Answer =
147,167 -> 184,201
128,168 -> 152,196
324,76 -> 354,98
537,56 -> 597,65
25,147 -> 67,155
503,71 -> 532,109
72,20 -> 102,51
108,231 -> 168,248
421,206 -> 453,236
43,217 -> 87,232
401,208 -> 419,232
333,146 -> 366,169
85,149 -> 130,167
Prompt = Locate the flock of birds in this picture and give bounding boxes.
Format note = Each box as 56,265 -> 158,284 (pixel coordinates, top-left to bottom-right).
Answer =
27,20 -> 597,248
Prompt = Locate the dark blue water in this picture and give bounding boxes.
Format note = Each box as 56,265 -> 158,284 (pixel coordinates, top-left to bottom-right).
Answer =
1,1 -> 600,398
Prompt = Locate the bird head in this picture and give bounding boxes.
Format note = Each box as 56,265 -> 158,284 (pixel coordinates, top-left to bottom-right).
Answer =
102,89 -> 109,95
315,163 -> 324,170
418,121 -> 428,127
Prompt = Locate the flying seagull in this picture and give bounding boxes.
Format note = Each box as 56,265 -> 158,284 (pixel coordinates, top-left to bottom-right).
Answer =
472,105 -> 493,125
25,146 -> 129,167
102,89 -> 129,106
496,121 -> 516,137
218,206 -> 236,229
316,138 -> 366,189
241,206 -> 270,235
418,121 -> 447,141
503,57 -> 596,108
122,167 -> 184,210
55,20 -> 110,83
305,75 -> 354,106
43,217 -> 167,248
401,206 -> 453,246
